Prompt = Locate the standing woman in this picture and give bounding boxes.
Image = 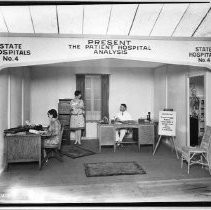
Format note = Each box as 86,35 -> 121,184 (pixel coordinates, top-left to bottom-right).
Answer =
70,90 -> 85,144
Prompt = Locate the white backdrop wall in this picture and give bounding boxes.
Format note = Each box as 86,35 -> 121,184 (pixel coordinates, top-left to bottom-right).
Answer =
206,71 -> 211,126
154,64 -> 209,148
0,69 -> 8,171
30,66 -> 76,125
30,65 -> 154,127
10,69 -> 23,127
0,66 -> 31,171
23,69 -> 31,124
9,67 -> 31,127
167,65 -> 188,148
154,64 -> 201,148
109,68 -> 154,120
153,65 -> 167,121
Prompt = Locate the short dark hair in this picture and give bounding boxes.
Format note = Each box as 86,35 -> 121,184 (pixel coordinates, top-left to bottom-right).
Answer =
74,90 -> 81,97
47,109 -> 58,118
121,104 -> 127,109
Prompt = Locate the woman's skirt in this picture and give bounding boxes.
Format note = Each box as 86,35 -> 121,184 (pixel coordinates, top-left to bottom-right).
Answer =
70,114 -> 85,130
43,136 -> 59,146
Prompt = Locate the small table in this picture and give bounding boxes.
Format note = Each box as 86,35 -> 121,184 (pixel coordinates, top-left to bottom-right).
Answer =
4,133 -> 42,170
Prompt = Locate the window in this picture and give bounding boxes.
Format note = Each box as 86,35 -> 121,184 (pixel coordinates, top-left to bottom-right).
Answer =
76,74 -> 109,122
85,75 -> 102,121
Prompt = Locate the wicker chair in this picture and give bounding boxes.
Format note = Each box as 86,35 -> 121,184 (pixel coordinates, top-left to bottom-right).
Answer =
181,126 -> 211,174
44,126 -> 64,162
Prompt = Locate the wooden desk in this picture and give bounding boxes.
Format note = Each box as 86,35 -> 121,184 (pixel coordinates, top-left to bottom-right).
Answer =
4,133 -> 42,170
97,123 -> 155,152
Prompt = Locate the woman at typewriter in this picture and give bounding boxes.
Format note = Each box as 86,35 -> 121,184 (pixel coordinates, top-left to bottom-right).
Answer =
40,109 -> 61,162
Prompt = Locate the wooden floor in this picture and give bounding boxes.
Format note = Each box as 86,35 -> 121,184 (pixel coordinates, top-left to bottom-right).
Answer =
0,140 -> 211,204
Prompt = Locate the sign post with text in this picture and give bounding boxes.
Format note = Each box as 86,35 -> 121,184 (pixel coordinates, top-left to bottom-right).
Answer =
153,111 -> 179,158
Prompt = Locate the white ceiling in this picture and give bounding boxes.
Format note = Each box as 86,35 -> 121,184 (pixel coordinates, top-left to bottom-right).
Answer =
0,3 -> 210,69
0,3 -> 210,37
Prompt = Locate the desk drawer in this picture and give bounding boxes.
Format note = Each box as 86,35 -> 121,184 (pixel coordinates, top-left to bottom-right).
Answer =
98,125 -> 115,146
139,125 -> 154,145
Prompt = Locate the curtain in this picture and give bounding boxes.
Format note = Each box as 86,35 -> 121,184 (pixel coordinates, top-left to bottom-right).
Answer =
76,74 -> 86,136
101,74 -> 110,119
76,74 -> 85,101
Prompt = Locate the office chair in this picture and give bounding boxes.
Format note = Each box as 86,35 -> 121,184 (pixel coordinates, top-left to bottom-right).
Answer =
44,126 -> 64,163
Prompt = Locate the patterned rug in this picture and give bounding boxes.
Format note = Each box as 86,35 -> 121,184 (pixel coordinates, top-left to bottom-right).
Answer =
61,145 -> 96,159
84,161 -> 146,177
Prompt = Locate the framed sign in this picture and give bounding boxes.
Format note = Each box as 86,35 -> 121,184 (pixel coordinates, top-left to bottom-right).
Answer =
158,111 -> 176,136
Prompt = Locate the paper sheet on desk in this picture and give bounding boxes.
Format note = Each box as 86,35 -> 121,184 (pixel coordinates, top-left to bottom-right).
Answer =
29,129 -> 40,134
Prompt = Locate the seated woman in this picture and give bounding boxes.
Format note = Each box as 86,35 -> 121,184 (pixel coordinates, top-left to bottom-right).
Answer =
40,109 -> 61,161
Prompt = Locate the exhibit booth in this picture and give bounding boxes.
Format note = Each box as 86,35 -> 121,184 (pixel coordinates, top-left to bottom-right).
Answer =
0,3 -> 211,172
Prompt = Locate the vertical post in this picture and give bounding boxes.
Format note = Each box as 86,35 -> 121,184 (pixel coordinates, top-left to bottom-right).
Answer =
113,126 -> 116,152
186,76 -> 190,147
138,125 -> 140,152
98,124 -> 101,153
7,73 -> 11,129
204,73 -> 207,139
21,77 -> 24,126
38,135 -> 42,170
165,65 -> 168,109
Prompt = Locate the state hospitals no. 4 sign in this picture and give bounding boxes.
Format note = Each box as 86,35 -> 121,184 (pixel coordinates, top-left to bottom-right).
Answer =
0,37 -> 211,69
158,111 -> 176,137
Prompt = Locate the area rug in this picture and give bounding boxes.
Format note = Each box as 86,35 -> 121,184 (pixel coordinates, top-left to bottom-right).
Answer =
61,145 -> 96,159
84,161 -> 146,177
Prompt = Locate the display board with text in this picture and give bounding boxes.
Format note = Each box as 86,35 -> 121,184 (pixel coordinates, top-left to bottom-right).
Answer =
158,111 -> 176,136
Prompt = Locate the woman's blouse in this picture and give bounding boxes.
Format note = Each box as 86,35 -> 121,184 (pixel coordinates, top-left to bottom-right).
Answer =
70,99 -> 85,115
46,119 -> 61,137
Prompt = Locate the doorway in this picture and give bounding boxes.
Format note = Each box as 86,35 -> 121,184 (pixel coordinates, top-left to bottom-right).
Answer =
188,75 -> 205,146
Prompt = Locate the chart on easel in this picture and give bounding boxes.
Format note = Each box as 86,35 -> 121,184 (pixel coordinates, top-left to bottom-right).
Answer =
153,111 -> 179,159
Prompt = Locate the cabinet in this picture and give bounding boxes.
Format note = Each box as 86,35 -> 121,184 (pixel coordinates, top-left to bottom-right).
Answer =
58,99 -> 72,142
138,124 -> 154,150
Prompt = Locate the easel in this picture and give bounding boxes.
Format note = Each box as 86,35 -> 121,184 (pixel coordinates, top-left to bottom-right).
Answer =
153,110 -> 179,159
153,135 -> 179,159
